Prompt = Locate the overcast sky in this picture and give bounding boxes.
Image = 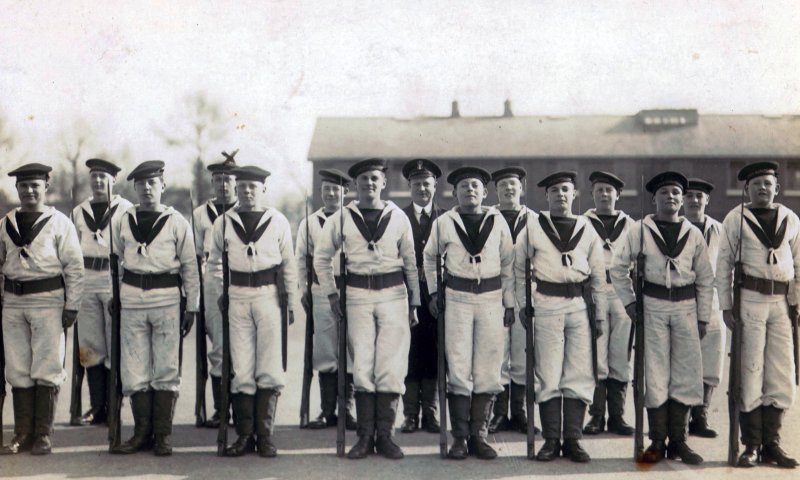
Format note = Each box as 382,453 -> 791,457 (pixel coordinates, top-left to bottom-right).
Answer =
1,1 -> 798,199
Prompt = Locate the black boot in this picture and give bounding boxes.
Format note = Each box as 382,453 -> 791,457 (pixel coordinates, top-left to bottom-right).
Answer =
224,393 -> 255,456
112,390 -> 153,454
562,398 -> 590,462
737,407 -> 761,468
0,387 -> 36,455
375,392 -> 403,459
488,384 -> 510,433
205,375 -> 222,429
31,385 -> 58,455
152,391 -> 177,456
583,380 -> 606,435
761,405 -> 798,468
255,389 -> 279,458
536,397 -> 562,461
308,372 -> 338,429
400,378 -> 420,433
666,400 -> 703,465
468,393 -> 497,460
509,382 -> 529,434
345,374 -> 357,431
606,379 -> 634,435
78,366 -> 108,426
641,403 -> 667,463
420,377 -> 440,433
347,392 -> 375,459
447,394 -> 470,460
688,383 -> 717,438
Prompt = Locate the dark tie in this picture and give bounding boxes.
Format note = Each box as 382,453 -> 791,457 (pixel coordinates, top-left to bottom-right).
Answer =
420,210 -> 430,230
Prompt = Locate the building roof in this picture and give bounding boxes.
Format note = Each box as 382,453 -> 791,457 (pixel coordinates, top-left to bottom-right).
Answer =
308,110 -> 800,160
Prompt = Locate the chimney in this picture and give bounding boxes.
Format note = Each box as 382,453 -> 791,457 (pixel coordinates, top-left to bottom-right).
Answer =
451,100 -> 460,118
503,99 -> 513,117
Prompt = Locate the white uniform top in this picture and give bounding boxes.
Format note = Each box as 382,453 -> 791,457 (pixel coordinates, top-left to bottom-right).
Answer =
424,206 -> 516,308
192,200 -> 238,278
715,203 -> 800,309
207,207 -> 299,305
687,215 -> 723,310
113,205 -> 200,311
0,206 -> 84,310
583,209 -> 634,268
513,211 -> 608,316
314,200 -> 420,306
610,214 -> 714,322
295,207 -> 341,293
72,195 -> 133,293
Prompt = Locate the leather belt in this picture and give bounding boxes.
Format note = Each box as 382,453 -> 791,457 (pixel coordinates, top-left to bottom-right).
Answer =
4,275 -> 64,295
445,274 -> 501,294
741,273 -> 789,296
312,273 -> 343,290
643,281 -> 696,302
230,267 -> 279,288
84,256 -> 110,271
122,270 -> 182,290
346,271 -> 405,290
535,278 -> 588,298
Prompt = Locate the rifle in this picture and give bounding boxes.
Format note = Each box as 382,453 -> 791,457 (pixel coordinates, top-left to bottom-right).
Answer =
632,176 -> 646,462
522,183 -> 536,459
727,187 -> 745,466
299,195 -> 314,428
278,271 -> 289,373
1,293 -> 5,445
336,196 -> 348,457
190,192 -> 209,428
68,193 -> 85,426
217,186 -> 232,456
584,284 -> 599,385
435,205 -> 448,459
107,183 -> 123,451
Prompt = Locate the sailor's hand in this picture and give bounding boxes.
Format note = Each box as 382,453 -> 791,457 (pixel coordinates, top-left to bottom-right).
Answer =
504,308 -> 515,327
625,303 -> 637,324
789,304 -> 800,326
62,309 -> 79,329
596,321 -> 604,339
328,293 -> 343,321
409,307 -> 419,328
301,291 -> 311,314
722,310 -> 735,330
107,301 -> 119,317
428,293 -> 439,317
698,322 -> 707,340
288,310 -> 295,326
181,311 -> 196,337
217,295 -> 228,313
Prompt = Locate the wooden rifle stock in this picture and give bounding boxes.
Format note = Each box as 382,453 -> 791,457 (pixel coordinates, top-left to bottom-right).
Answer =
436,250 -> 447,458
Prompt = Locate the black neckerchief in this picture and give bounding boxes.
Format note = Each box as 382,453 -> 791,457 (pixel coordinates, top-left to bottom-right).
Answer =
231,211 -> 272,256
647,221 -> 690,269
453,212 -> 495,263
745,207 -> 787,264
206,202 -> 236,224
539,214 -> 584,266
500,209 -> 527,244
128,211 -> 171,255
350,208 -> 392,251
82,203 -> 119,233
690,218 -> 711,246
7,212 -> 51,256
588,213 -> 626,250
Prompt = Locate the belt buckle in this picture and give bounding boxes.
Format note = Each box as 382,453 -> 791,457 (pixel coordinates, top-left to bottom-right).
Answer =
94,257 -> 103,270
769,280 -> 775,295
12,279 -> 24,295
668,288 -> 674,302
140,274 -> 150,291
366,274 -> 373,290
249,273 -> 256,288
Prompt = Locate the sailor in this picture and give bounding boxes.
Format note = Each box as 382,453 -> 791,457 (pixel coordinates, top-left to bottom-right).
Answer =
610,171 -> 712,465
111,160 -> 200,456
315,158 -> 421,460
295,168 -> 356,430
716,162 -> 799,468
208,165 -> 298,458
513,171 -> 607,463
487,166 -> 539,435
71,158 -> 132,426
0,163 -> 84,455
424,166 -> 515,460
582,171 -> 635,436
399,159 -> 444,434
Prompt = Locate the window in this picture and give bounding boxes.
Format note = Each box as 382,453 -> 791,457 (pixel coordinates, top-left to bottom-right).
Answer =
785,160 -> 800,192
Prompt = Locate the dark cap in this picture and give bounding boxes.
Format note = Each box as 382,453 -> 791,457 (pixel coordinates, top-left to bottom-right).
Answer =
447,166 -> 491,187
86,158 -> 121,176
207,150 -> 238,175
686,178 -> 714,194
589,171 -> 624,190
319,168 -> 350,186
491,167 -> 526,183
8,163 -> 52,182
231,165 -> 270,183
127,160 -> 165,182
737,161 -> 779,183
348,158 -> 388,179
537,171 -> 577,189
402,158 -> 442,180
645,171 -> 687,194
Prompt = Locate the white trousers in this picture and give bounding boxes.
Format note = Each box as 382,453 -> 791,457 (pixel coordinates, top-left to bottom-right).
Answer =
77,291 -> 112,369
204,278 -> 223,378
311,286 -> 352,373
500,306 -> 529,386
2,306 -> 66,388
597,294 -> 632,382
700,309 -> 725,387
120,304 -> 181,395
535,308 -> 594,404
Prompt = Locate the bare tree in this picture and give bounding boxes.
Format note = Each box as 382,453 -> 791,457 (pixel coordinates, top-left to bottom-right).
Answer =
54,119 -> 94,211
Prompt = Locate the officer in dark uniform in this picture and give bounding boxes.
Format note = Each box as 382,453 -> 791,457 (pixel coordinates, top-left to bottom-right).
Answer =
399,159 -> 444,434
